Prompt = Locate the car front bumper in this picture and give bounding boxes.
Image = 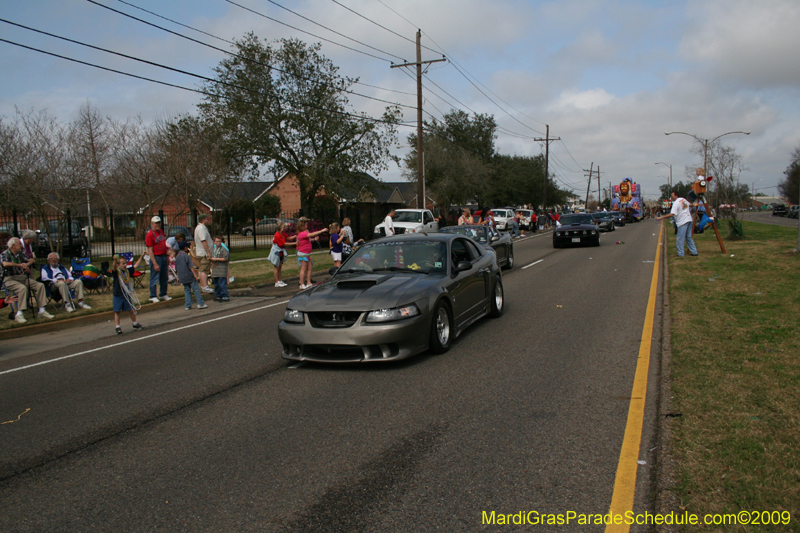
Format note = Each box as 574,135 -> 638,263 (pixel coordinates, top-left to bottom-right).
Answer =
278,312 -> 430,363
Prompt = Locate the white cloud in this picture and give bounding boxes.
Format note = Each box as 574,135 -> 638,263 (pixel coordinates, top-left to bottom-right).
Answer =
550,88 -> 615,111
680,0 -> 800,88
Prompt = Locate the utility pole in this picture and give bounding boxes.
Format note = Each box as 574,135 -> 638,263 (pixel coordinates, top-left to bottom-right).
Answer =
597,166 -> 601,209
534,125 -> 561,209
391,31 -> 445,209
584,162 -> 594,208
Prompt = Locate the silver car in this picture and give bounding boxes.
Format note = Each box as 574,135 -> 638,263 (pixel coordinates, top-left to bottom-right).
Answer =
278,233 -> 504,363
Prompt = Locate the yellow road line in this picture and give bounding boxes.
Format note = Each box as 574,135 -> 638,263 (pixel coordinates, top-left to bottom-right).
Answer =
605,222 -> 663,533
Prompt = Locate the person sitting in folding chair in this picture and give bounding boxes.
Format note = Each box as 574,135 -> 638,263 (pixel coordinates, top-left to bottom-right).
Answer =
40,252 -> 91,313
1,237 -> 54,323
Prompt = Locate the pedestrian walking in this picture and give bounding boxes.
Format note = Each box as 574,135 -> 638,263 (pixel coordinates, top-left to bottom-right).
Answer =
175,241 -> 208,310
384,209 -> 396,236
657,192 -> 698,257
111,252 -> 145,334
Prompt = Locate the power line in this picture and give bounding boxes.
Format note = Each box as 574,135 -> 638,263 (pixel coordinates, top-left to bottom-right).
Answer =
237,0 -> 407,62
109,0 -> 416,97
88,0 -> 392,64
330,0 -> 440,55
0,37 -> 415,128
0,18 -> 417,112
115,0 -> 233,45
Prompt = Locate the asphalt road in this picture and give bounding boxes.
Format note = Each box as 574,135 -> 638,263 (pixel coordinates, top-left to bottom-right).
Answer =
0,220 -> 665,532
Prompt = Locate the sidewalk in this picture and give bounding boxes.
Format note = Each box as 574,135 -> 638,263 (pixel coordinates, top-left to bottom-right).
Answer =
0,265 -> 333,343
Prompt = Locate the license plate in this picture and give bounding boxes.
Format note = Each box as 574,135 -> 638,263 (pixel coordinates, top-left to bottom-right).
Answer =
572,238 -> 581,243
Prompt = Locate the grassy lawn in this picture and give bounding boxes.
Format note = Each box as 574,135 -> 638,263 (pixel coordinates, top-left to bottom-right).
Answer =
667,220 -> 800,530
1,250 -> 334,331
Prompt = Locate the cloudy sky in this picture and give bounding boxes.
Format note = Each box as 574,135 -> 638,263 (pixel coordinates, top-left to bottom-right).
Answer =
2,0 -> 799,200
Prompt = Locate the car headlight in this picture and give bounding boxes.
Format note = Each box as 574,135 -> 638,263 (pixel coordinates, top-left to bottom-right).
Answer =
555,231 -> 563,237
366,304 -> 420,323
284,309 -> 305,324
591,230 -> 597,235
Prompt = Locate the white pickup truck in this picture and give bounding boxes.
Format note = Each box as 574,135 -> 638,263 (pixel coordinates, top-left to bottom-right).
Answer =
373,209 -> 439,238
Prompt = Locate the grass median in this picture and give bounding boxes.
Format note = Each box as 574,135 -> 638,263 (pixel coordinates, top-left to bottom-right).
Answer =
666,220 -> 800,529
1,250 -> 334,331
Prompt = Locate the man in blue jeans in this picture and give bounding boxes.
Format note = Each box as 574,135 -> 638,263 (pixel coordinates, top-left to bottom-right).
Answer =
144,216 -> 172,303
657,192 -> 698,257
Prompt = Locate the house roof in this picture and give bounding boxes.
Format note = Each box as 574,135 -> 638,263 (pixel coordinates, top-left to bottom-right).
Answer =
199,181 -> 274,210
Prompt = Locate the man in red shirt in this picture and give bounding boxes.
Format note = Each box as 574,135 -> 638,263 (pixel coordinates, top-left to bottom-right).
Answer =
145,216 -> 172,303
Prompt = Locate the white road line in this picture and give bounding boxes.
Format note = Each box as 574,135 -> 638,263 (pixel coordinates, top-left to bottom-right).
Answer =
522,259 -> 544,270
0,299 -> 291,377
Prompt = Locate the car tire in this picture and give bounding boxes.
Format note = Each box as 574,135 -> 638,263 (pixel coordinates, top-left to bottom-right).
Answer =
428,301 -> 452,354
503,247 -> 514,269
488,277 -> 504,318
553,241 -> 560,249
243,229 -> 253,236
593,238 -> 600,247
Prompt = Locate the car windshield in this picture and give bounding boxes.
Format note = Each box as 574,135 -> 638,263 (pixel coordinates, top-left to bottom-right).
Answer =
439,225 -> 488,243
393,211 -> 423,223
593,213 -> 612,220
340,241 -> 447,274
561,214 -> 595,225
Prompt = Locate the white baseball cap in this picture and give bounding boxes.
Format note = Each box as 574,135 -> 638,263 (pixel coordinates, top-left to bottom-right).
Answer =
151,216 -> 162,223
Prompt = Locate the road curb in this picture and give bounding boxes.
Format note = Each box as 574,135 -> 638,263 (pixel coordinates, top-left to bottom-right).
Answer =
1,267 -> 333,341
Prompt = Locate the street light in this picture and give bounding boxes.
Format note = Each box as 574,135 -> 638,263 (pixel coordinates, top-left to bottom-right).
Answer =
655,162 -> 672,190
664,130 -> 750,178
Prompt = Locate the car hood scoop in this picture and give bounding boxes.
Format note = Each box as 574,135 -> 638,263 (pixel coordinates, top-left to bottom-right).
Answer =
291,273 -> 434,311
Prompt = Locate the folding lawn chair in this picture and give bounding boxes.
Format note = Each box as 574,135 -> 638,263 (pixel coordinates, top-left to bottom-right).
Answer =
71,258 -> 105,295
1,268 -> 20,320
119,252 -> 147,288
42,281 -> 75,313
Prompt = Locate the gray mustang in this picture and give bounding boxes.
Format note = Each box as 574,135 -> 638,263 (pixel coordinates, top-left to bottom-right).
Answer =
278,233 -> 504,363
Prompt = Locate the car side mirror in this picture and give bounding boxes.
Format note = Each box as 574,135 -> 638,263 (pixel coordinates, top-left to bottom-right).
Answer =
454,260 -> 472,273
491,235 -> 499,242
328,266 -> 339,276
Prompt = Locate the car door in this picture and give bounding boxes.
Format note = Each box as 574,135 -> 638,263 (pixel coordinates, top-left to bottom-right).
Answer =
488,228 -> 507,265
423,210 -> 437,232
448,237 -> 486,328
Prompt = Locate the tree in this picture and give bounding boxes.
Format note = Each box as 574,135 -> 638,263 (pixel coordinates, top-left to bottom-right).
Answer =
490,154 -> 547,207
658,181 -> 692,200
778,145 -> 800,205
199,35 -> 400,216
153,114 -> 239,217
405,110 -> 496,209
70,102 -> 113,220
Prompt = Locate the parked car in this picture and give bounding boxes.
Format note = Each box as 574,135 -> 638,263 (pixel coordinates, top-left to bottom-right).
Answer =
772,204 -> 788,216
166,225 -> 194,242
787,205 -> 799,219
553,213 -> 600,248
278,233 -> 504,363
488,208 -> 515,231
438,225 -> 514,269
240,218 -> 295,236
610,211 -> 625,226
373,209 -> 438,238
591,212 -> 615,232
36,219 -> 87,258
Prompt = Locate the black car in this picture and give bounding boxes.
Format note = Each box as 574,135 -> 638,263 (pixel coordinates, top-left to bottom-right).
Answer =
591,212 -> 615,232
553,213 -> 600,248
772,204 -> 788,216
610,211 -> 625,226
36,219 -> 87,258
438,225 -> 514,269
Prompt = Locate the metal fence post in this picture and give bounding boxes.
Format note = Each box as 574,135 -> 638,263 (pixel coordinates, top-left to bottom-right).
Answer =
66,209 -> 73,255
110,208 -> 116,257
252,208 -> 257,250
225,208 -> 231,251
12,209 -> 19,237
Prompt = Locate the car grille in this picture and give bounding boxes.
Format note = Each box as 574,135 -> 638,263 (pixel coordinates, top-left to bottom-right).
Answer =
307,311 -> 362,328
283,343 -> 400,361
394,227 -> 406,234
